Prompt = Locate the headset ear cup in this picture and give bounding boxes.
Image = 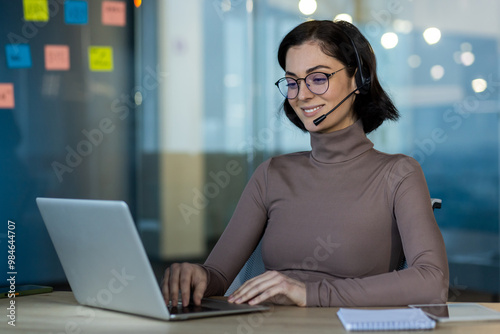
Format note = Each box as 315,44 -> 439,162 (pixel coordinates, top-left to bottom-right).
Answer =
353,55 -> 370,95
357,71 -> 370,95
355,70 -> 363,94
346,33 -> 370,95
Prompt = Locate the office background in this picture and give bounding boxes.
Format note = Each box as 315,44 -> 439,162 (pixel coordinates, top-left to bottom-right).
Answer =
0,0 -> 498,301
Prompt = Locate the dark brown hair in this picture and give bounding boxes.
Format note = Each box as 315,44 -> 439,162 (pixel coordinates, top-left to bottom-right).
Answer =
277,20 -> 399,133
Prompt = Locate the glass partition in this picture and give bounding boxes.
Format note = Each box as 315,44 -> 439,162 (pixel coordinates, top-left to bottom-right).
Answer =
136,0 -> 499,299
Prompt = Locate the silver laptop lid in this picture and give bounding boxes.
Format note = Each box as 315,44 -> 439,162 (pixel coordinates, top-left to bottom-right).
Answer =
36,198 -> 171,320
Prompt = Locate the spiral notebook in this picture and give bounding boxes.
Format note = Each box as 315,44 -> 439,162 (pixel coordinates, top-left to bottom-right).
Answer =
337,308 -> 436,331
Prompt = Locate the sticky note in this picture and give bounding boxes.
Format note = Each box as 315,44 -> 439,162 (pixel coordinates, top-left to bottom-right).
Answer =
45,45 -> 70,71
23,0 -> 49,22
0,84 -> 15,109
102,1 -> 126,27
65,0 -> 88,25
89,46 -> 113,72
5,44 -> 32,69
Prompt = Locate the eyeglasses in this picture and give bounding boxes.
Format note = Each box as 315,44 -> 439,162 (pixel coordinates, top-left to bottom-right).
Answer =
275,67 -> 346,99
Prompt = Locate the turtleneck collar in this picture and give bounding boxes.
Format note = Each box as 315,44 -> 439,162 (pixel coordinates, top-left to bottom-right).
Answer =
309,120 -> 374,164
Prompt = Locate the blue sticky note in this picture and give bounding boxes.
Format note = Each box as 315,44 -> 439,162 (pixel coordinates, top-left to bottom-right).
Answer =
65,0 -> 88,25
5,44 -> 32,69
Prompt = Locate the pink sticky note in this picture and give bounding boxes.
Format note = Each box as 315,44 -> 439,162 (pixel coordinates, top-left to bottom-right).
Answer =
0,83 -> 15,109
45,45 -> 70,71
102,1 -> 126,27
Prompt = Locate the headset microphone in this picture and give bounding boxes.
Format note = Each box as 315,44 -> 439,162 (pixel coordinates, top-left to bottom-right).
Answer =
313,88 -> 357,126
313,29 -> 371,126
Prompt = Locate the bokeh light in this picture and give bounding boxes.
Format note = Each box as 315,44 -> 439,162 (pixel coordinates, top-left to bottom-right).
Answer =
423,27 -> 441,45
472,78 -> 487,93
334,13 -> 352,23
430,65 -> 445,80
408,55 -> 421,68
460,51 -> 475,66
393,19 -> 413,33
381,32 -> 398,49
298,0 -> 317,15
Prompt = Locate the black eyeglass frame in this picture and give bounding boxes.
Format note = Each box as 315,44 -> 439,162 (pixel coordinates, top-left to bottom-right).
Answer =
274,67 -> 346,99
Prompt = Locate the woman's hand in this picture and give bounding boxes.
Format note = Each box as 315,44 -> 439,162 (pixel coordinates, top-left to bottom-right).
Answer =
162,263 -> 207,307
228,271 -> 306,307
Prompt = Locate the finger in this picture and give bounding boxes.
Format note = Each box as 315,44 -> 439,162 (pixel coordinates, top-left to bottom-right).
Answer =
161,268 -> 170,303
247,284 -> 285,305
230,271 -> 279,304
237,277 -> 279,304
236,271 -> 277,294
192,276 -> 207,306
250,277 -> 306,306
179,264 -> 192,307
228,275 -> 261,302
168,263 -> 181,306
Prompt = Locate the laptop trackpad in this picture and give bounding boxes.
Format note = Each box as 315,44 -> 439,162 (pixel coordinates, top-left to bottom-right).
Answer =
168,303 -> 216,314
168,298 -> 263,314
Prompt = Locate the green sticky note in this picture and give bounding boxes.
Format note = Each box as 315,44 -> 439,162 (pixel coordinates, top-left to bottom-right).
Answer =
23,0 -> 49,22
89,46 -> 114,72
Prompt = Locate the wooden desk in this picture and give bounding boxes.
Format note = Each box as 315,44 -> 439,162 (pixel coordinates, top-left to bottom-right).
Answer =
1,291 -> 500,333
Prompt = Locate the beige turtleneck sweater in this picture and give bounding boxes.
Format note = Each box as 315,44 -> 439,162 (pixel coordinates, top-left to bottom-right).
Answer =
201,120 -> 449,307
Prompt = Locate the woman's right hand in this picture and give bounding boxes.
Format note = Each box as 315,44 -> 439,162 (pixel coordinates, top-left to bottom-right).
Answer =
161,263 -> 208,307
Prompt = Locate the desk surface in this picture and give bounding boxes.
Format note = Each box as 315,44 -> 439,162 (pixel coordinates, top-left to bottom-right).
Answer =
1,291 -> 500,333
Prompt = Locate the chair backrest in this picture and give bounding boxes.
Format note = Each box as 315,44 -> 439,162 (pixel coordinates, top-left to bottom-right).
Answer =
225,239 -> 265,296
224,198 -> 442,296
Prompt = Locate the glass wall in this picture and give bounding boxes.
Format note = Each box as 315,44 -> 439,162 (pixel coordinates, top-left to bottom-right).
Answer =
0,1 -> 136,286
137,0 -> 500,299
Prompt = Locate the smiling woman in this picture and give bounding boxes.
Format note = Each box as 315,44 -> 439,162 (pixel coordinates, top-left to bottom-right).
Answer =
277,20 -> 399,134
282,42 -> 357,133
162,19 -> 449,308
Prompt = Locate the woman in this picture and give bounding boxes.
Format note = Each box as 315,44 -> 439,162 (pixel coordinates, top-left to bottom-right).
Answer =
162,20 -> 449,307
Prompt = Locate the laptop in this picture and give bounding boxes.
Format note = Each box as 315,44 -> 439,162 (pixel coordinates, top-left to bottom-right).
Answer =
36,197 -> 269,321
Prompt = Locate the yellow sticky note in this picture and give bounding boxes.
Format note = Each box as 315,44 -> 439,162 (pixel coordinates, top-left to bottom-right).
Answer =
23,0 -> 49,22
89,46 -> 113,72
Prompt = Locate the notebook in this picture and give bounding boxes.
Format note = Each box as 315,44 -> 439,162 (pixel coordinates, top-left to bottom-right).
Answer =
337,308 -> 436,331
36,197 -> 270,321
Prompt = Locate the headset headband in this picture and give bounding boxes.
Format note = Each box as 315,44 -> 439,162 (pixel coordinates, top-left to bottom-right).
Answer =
340,27 -> 371,95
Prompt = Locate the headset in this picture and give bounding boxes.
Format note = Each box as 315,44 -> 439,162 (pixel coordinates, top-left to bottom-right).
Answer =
344,29 -> 371,95
313,25 -> 371,126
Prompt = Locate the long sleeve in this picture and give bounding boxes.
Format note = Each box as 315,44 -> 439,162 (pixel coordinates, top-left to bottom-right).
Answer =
305,157 -> 449,307
199,120 -> 449,307
200,160 -> 270,297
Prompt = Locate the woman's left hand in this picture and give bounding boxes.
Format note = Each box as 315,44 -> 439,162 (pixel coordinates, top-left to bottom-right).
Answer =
227,271 -> 306,307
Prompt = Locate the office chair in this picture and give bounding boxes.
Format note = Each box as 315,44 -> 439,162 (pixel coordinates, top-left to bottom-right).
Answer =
225,198 -> 442,296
